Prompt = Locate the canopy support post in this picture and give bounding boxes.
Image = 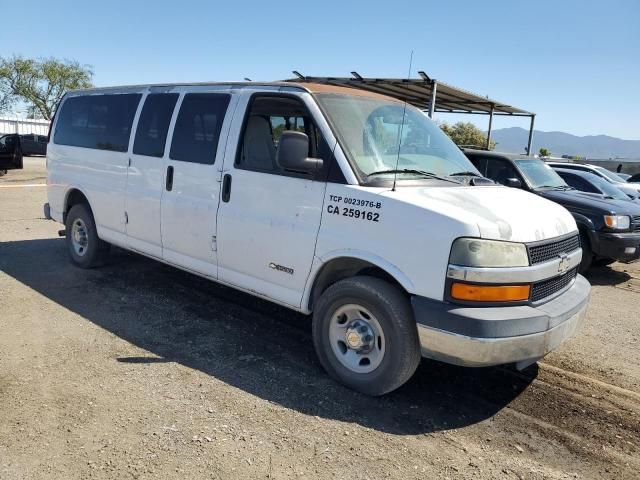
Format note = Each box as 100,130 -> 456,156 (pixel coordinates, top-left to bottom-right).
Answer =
428,80 -> 438,118
526,114 -> 536,155
486,104 -> 495,149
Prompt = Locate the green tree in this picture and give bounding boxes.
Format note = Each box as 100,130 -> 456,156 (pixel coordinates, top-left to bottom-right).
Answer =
439,121 -> 495,150
539,148 -> 551,158
0,56 -> 93,120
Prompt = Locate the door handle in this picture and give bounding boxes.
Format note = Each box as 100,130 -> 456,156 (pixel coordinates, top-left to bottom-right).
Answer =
166,165 -> 174,191
222,174 -> 232,202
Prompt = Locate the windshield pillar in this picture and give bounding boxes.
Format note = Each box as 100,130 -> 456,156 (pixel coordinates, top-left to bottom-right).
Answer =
526,114 -> 536,155
427,80 -> 438,119
486,104 -> 495,149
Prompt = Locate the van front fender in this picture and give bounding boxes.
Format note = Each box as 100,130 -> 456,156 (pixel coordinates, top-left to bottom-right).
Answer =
301,249 -> 416,314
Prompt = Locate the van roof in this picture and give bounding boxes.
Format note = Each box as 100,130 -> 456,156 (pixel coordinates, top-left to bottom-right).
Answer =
67,81 -> 401,102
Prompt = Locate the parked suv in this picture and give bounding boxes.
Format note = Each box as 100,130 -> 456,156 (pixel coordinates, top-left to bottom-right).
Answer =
464,149 -> 640,270
44,83 -> 590,395
0,133 -> 23,174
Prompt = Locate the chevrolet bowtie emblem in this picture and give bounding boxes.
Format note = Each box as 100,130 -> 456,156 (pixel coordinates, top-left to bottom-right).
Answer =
558,254 -> 570,274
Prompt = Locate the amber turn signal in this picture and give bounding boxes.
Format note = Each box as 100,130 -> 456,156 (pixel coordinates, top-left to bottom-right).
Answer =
451,282 -> 530,302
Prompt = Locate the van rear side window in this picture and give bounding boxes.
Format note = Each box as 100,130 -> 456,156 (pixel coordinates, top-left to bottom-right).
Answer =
54,94 -> 141,152
169,93 -> 231,165
133,93 -> 179,158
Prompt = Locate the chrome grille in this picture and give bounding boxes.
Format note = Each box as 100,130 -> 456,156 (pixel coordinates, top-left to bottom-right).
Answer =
527,234 -> 581,265
531,268 -> 578,302
633,216 -> 640,233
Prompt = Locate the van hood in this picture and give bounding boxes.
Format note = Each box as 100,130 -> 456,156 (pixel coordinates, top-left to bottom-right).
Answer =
381,185 -> 576,243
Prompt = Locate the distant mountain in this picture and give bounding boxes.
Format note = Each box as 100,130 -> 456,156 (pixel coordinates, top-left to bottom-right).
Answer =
490,127 -> 640,159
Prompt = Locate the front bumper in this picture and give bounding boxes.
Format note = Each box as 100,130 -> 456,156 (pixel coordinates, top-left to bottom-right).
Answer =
412,274 -> 590,367
590,230 -> 640,263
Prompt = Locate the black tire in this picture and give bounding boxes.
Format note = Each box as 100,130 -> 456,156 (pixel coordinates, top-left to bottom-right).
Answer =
312,276 -> 421,396
64,203 -> 110,268
579,231 -> 593,273
593,257 -> 616,267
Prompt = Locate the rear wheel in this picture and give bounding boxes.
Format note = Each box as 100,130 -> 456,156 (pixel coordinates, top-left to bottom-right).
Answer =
579,231 -> 593,273
65,203 -> 110,268
312,276 -> 421,396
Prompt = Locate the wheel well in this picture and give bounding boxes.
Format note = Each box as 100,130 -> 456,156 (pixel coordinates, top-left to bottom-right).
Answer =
308,258 -> 408,311
63,189 -> 89,223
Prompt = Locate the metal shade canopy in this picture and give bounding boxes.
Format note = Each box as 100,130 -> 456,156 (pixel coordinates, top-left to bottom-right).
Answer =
286,72 -> 536,155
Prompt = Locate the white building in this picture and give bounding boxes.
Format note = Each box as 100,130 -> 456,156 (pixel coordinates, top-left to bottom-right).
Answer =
0,116 -> 51,136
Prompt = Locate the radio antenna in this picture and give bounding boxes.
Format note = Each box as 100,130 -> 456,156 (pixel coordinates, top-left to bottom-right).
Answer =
392,51 -> 413,192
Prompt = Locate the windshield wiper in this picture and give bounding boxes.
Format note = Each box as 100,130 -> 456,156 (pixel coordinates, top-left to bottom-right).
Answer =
537,185 -> 573,190
367,169 -> 461,184
449,171 -> 480,177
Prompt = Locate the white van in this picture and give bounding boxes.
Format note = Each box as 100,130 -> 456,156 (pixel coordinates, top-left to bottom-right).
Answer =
44,82 -> 590,395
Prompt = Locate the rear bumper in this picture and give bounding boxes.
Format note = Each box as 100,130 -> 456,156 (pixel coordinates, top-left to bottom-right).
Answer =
590,230 -> 640,263
412,275 -> 590,367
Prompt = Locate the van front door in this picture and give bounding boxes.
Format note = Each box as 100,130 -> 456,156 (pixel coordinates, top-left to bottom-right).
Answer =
0,134 -> 23,170
125,92 -> 179,258
160,92 -> 236,277
216,93 -> 329,307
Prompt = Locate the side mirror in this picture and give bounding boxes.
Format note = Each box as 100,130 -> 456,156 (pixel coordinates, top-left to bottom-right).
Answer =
504,178 -> 522,188
276,131 -> 323,174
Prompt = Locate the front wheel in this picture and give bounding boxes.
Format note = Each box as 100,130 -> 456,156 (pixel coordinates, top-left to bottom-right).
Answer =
312,276 -> 421,396
579,231 -> 593,273
65,203 -> 110,268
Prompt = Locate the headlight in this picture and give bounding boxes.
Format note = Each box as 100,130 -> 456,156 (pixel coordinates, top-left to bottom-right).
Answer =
604,215 -> 630,230
449,238 -> 529,267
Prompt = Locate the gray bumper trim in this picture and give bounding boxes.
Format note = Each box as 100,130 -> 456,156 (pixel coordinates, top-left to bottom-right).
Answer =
412,275 -> 590,338
414,276 -> 590,367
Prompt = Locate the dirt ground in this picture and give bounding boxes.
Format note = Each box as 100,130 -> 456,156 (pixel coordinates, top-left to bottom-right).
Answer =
1,158 -> 639,479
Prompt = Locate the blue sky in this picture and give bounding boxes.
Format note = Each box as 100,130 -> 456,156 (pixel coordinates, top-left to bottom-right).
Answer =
3,0 -> 639,139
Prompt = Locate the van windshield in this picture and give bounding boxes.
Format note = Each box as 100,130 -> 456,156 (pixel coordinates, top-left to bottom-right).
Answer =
315,93 -> 477,184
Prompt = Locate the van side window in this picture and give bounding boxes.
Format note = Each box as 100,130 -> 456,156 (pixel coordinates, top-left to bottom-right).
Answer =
133,93 -> 179,157
169,93 -> 231,164
54,94 -> 142,152
236,95 -> 328,177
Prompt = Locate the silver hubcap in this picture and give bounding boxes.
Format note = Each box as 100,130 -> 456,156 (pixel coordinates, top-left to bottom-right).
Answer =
71,218 -> 89,256
328,304 -> 385,373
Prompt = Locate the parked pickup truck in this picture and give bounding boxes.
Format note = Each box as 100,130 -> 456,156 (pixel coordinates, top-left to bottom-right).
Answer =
464,149 -> 640,270
43,83 -> 590,395
0,134 -> 23,175
20,134 -> 48,156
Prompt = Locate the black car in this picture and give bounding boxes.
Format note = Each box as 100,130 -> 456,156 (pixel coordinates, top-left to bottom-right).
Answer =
553,168 -> 638,203
463,149 -> 640,271
20,134 -> 48,156
0,134 -> 23,175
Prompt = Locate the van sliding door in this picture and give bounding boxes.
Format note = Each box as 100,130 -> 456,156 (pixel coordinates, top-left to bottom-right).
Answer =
125,92 -> 179,258
160,91 -> 237,278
